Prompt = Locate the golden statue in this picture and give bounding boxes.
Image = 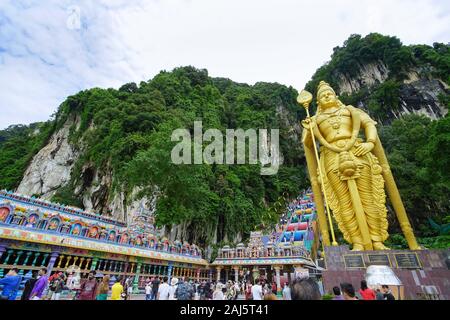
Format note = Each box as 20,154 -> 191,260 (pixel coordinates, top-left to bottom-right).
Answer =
299,81 -> 420,251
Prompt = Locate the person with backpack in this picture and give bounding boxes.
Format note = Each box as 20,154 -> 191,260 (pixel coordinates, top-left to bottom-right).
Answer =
50,273 -> 66,300
175,277 -> 195,300
0,268 -> 22,300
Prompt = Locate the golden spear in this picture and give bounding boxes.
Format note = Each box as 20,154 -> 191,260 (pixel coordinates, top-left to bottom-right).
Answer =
297,90 -> 338,246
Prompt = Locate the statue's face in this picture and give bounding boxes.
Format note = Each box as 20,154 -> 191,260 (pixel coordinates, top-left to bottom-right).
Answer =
318,89 -> 337,109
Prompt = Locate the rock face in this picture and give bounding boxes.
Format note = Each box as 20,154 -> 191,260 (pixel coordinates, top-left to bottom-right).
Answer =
16,117 -> 79,199
337,61 -> 389,94
397,79 -> 448,120
336,62 -> 448,122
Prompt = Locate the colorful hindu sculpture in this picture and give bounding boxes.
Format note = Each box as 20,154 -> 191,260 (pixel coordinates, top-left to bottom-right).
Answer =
0,207 -> 10,222
48,218 -> 59,230
120,233 -> 128,244
72,224 -> 81,235
299,81 -> 420,251
88,226 -> 98,238
0,190 -> 202,258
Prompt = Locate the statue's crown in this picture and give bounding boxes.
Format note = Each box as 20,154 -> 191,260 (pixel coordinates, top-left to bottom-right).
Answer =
317,80 -> 335,98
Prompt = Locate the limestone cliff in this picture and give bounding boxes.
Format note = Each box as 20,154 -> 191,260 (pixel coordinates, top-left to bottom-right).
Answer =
334,62 -> 448,122
16,116 -> 80,199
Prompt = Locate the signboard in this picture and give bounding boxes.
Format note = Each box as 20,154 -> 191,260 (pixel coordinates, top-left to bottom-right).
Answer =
394,253 -> 421,269
343,254 -> 365,269
294,267 -> 309,279
367,254 -> 391,267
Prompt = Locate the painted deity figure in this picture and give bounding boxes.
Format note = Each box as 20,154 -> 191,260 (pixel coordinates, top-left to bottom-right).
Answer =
301,81 -> 420,251
72,225 -> 81,235
0,207 -> 10,222
48,219 -> 59,230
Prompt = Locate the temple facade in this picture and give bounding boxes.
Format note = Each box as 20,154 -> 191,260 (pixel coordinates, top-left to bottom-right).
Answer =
0,190 -> 209,291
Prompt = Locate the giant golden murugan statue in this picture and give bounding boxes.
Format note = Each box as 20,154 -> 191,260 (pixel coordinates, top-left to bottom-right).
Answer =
299,81 -> 420,251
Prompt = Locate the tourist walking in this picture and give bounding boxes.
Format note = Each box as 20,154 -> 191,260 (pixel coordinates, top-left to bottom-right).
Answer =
264,285 -> 277,300
375,288 -> 384,300
282,282 -> 291,300
0,268 -> 22,300
67,271 -> 80,299
21,271 -> 38,300
169,277 -> 179,300
251,280 -> 263,300
234,281 -> 241,299
29,268 -> 49,300
359,280 -> 376,300
145,282 -> 152,300
245,281 -> 253,300
198,280 -> 206,300
78,271 -> 98,300
96,275 -> 110,300
151,276 -> 160,300
226,281 -> 236,300
381,285 -> 396,300
212,283 -> 225,300
332,286 -> 344,300
111,277 -> 124,300
157,277 -> 170,300
50,273 -> 66,300
127,278 -> 133,299
341,283 -> 358,300
175,277 -> 195,300
205,281 -> 213,300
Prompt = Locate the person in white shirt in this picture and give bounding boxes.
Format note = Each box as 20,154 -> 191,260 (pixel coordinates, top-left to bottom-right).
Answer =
145,282 -> 152,300
157,277 -> 171,300
251,280 -> 263,300
282,283 -> 292,300
212,283 -> 225,300
169,277 -> 178,300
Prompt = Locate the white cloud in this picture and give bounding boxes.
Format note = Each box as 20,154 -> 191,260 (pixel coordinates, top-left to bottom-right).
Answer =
0,0 -> 449,129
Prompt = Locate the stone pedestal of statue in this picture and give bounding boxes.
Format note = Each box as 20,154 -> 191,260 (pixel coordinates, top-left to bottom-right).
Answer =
321,245 -> 450,300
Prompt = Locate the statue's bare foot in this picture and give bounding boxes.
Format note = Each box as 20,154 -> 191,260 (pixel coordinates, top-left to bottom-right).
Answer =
352,243 -> 364,251
373,242 -> 390,250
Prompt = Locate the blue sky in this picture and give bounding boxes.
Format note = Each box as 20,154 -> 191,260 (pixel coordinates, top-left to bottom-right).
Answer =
0,0 -> 449,129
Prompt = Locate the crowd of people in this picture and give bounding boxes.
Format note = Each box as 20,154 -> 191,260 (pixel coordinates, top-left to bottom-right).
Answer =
0,267 -> 396,301
329,280 -> 396,301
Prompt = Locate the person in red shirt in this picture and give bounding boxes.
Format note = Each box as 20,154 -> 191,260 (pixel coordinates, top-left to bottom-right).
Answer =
78,271 -> 99,300
359,280 -> 376,300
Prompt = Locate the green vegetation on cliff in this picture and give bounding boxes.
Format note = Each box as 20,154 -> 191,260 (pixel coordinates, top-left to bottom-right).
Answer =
0,122 -> 54,190
7,67 -> 308,245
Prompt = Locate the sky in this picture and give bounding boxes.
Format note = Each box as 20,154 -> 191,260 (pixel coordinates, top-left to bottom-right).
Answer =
0,0 -> 449,129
